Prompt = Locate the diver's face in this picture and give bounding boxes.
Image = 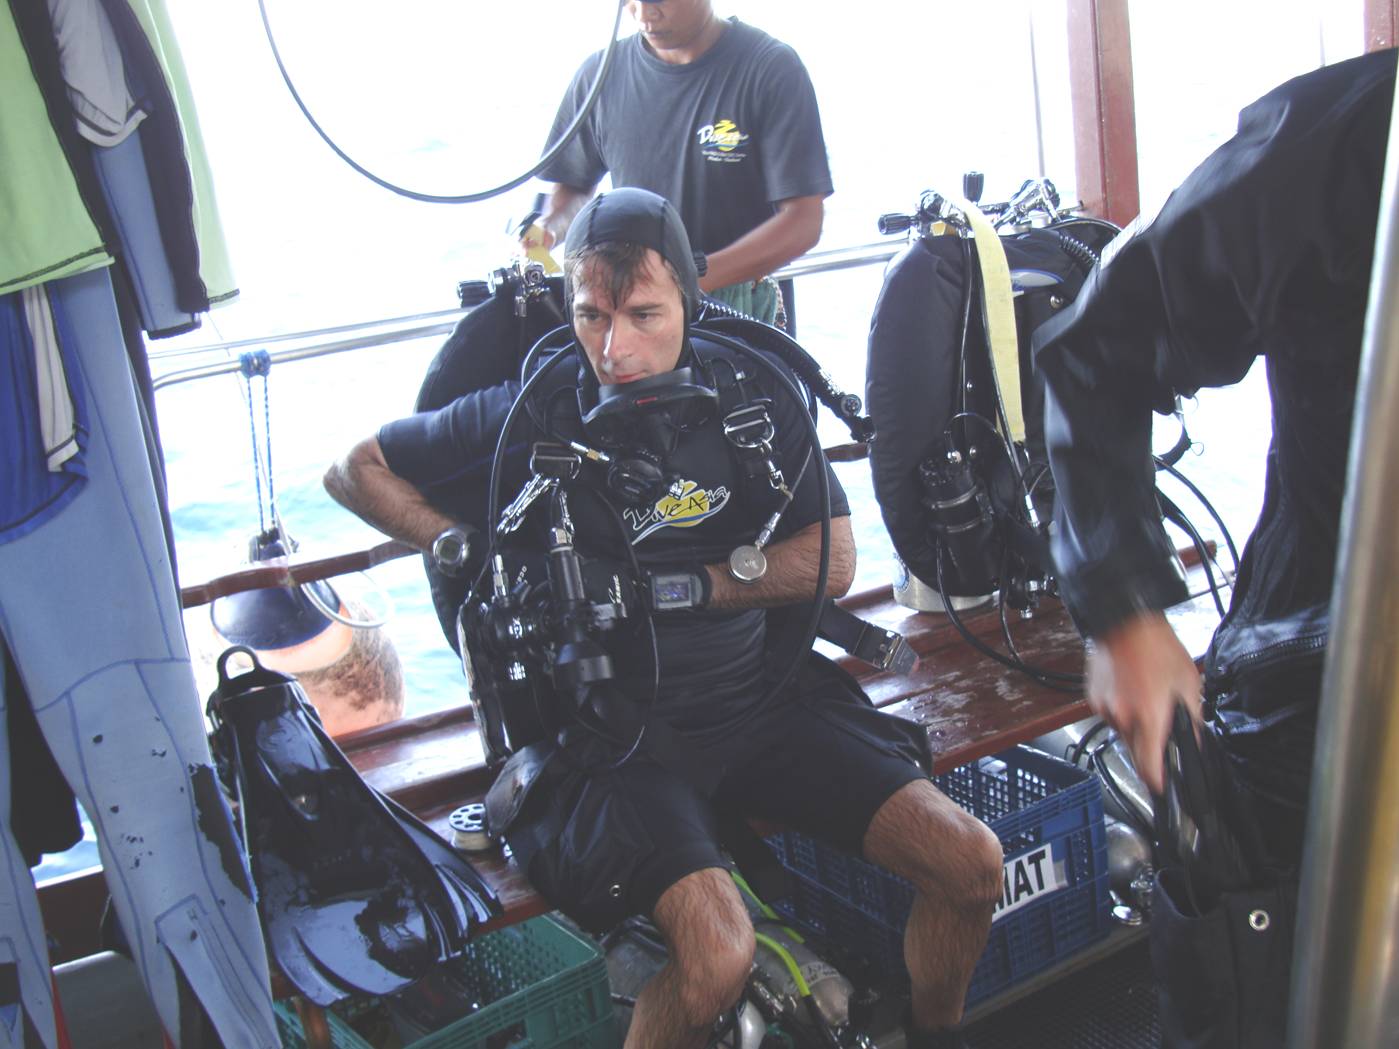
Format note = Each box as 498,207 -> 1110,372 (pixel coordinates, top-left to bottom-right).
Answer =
627,0 -> 716,54
573,249 -> 685,385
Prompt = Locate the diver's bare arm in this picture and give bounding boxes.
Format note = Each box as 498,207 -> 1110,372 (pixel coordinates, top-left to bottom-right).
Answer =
704,516 -> 854,610
698,195 -> 824,293
323,436 -> 452,552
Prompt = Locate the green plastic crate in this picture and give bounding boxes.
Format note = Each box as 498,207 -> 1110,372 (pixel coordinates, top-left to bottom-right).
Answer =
278,915 -> 618,1049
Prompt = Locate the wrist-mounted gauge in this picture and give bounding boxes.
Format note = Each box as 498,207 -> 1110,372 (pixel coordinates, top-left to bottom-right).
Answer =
431,525 -> 475,577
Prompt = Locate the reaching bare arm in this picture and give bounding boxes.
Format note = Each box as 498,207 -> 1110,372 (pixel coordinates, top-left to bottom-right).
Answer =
698,195 -> 825,293
323,436 -> 453,552
1085,610 -> 1203,795
703,515 -> 854,610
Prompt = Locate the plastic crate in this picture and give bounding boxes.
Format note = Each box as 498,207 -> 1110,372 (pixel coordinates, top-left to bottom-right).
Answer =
277,915 -> 617,1049
771,746 -> 1111,1005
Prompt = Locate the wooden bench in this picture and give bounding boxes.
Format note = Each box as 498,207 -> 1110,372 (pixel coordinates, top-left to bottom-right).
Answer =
284,568 -> 1220,1047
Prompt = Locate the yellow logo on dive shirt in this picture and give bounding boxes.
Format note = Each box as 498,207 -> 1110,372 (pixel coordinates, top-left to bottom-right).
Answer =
697,120 -> 750,161
625,478 -> 731,541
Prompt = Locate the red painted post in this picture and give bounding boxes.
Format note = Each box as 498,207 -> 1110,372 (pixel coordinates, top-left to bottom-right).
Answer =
1366,0 -> 1398,50
1067,0 -> 1141,227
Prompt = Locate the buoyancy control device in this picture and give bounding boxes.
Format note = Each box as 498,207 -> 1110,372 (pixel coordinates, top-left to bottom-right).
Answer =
867,176 -> 1120,612
867,176 -> 1233,688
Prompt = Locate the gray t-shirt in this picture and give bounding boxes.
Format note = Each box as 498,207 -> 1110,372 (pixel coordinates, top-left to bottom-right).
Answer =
539,18 -> 833,256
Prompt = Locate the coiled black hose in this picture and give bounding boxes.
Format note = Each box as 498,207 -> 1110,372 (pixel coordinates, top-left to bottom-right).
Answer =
1051,230 -> 1101,275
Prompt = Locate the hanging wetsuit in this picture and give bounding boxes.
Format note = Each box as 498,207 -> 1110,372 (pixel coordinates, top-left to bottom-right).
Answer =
0,1 -> 277,1045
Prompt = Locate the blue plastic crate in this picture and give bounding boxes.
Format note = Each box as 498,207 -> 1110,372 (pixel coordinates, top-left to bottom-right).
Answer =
771,746 -> 1111,1004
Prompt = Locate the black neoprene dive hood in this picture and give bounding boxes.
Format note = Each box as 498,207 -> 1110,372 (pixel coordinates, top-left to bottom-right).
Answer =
567,187 -> 717,463
564,187 -> 704,320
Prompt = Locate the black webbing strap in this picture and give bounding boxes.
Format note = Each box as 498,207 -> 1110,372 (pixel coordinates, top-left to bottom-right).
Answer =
816,599 -> 918,675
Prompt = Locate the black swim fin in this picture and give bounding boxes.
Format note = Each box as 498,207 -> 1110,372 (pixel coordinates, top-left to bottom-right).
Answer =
207,647 -> 501,1006
380,791 -> 503,933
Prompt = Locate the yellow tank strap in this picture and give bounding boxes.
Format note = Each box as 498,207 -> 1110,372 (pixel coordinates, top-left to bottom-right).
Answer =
943,193 -> 1024,443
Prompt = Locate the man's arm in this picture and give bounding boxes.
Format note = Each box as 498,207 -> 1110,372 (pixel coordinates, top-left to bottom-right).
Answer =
528,182 -> 596,251
697,195 -> 824,293
324,436 -> 454,552
703,514 -> 854,610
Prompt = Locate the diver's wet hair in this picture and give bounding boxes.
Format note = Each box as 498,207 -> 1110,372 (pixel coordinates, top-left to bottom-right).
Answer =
565,241 -> 684,313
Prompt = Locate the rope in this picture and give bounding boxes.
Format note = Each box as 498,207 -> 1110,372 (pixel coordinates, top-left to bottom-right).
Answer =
239,350 -> 275,534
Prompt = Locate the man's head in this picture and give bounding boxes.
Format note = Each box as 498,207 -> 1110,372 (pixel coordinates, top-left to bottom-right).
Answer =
564,188 -> 700,384
627,0 -> 718,56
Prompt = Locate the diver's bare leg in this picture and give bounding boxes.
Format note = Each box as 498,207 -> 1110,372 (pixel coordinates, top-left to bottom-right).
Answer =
625,867 -> 754,1049
864,779 -> 1003,1031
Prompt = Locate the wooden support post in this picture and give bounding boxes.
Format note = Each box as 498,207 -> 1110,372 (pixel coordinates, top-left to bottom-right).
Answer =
1067,0 -> 1140,227
1366,0 -> 1399,50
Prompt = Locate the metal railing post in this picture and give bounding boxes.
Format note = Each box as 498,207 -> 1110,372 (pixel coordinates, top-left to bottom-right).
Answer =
1289,83 -> 1399,1049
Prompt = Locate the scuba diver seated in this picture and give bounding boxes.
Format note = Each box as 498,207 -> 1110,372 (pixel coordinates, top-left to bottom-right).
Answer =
325,188 -> 1002,1049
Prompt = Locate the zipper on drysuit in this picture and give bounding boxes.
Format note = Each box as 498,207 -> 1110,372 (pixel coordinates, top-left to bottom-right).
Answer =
1208,630 -> 1328,694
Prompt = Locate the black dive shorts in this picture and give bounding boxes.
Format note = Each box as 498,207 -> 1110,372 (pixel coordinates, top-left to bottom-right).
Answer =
503,668 -> 928,933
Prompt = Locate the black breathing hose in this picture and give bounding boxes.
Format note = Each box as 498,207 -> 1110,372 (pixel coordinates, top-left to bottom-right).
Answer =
684,328 -> 834,729
255,0 -> 628,204
934,547 -> 1082,694
694,303 -> 873,442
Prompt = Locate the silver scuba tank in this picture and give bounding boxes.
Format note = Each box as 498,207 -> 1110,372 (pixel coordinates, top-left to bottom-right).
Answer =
745,923 -> 854,1042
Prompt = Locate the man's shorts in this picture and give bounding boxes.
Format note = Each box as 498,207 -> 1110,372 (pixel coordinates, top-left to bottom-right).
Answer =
503,666 -> 928,932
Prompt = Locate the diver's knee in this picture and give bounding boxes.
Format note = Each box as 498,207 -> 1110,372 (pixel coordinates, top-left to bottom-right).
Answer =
673,927 -> 754,1024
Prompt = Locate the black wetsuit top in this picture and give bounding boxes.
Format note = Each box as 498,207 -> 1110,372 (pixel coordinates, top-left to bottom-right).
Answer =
379,336 -> 848,739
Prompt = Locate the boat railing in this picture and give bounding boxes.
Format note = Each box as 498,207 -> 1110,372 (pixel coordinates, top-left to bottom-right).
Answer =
159,240 -> 900,606
149,239 -> 901,391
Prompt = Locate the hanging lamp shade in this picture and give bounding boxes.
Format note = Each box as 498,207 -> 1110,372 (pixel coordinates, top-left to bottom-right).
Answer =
210,533 -> 341,650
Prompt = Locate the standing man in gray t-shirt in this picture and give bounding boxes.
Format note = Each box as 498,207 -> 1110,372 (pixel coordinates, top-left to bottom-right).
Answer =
529,0 -> 833,320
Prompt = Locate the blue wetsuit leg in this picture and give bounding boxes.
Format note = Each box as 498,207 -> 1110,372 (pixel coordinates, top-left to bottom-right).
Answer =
0,268 -> 277,1049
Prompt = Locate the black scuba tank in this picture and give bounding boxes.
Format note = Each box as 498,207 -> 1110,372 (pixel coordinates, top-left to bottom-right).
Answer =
866,224 -> 1099,601
415,269 -> 570,650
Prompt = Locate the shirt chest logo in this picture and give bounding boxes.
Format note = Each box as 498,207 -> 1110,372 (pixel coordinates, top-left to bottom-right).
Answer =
625,478 -> 731,542
696,119 -> 750,163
